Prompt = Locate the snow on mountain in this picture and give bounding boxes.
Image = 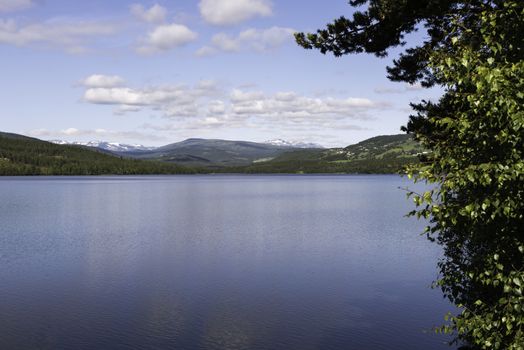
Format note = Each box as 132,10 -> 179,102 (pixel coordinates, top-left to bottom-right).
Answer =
50,138 -> 323,152
264,139 -> 324,148
49,140 -> 156,152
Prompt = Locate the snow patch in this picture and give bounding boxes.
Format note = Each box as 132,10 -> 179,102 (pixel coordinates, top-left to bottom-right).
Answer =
264,139 -> 323,148
49,140 -> 156,152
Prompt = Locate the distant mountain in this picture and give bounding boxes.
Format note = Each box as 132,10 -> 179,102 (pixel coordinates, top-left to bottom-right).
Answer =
49,138 -> 324,167
123,138 -> 305,167
1,132 -> 424,175
0,132 -> 193,176
50,140 -> 156,152
229,134 -> 426,174
264,139 -> 324,149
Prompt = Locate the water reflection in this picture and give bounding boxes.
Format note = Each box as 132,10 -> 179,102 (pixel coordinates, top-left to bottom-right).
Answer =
0,175 -> 452,349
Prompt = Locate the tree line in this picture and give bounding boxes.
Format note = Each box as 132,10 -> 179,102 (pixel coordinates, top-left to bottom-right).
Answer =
0,135 -> 197,175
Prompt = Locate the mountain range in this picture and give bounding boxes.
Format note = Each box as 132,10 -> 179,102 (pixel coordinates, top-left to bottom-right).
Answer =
50,138 -> 324,167
116,138 -> 325,167
51,138 -> 323,155
1,131 -> 424,175
235,134 -> 425,174
50,140 -> 156,152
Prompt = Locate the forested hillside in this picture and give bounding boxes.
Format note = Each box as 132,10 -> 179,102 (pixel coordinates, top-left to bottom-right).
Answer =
0,132 -> 195,175
227,134 -> 424,173
0,132 -> 423,175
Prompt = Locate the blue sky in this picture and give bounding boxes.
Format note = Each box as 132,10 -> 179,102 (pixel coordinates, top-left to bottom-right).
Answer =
0,0 -> 440,147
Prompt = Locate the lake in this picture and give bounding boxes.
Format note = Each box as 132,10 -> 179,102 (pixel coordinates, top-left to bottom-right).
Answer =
0,175 -> 453,349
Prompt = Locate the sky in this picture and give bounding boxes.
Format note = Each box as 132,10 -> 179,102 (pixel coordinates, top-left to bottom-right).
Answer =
0,0 -> 441,147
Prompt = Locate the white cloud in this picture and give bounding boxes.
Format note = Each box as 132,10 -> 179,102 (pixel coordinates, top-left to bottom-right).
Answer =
0,18 -> 119,53
0,0 -> 34,13
198,26 -> 295,55
114,105 -> 142,115
84,86 -> 198,106
136,23 -> 198,54
195,45 -> 217,57
208,100 -> 226,115
28,127 -> 165,141
62,127 -> 81,135
237,27 -> 295,51
374,83 -> 425,94
199,0 -> 272,26
230,89 -> 265,102
229,89 -> 379,122
83,80 -> 221,116
81,74 -> 125,88
130,3 -> 167,23
211,32 -> 240,52
80,76 -> 387,136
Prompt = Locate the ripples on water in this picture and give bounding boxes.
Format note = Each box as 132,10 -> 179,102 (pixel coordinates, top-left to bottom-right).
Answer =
0,175 -> 453,349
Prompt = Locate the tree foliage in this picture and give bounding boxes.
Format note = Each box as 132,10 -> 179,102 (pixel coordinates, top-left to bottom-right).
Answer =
296,1 -> 524,348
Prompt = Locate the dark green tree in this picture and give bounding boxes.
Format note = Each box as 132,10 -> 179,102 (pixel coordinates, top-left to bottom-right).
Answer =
0,133 -> 198,176
296,1 -> 523,348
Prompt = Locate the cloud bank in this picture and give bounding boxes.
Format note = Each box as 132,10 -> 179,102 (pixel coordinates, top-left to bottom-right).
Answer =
0,18 -> 119,53
28,127 -> 165,142
80,75 -> 387,135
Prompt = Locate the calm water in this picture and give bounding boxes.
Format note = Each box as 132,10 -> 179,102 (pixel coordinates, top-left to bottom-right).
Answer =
0,175 -> 453,350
